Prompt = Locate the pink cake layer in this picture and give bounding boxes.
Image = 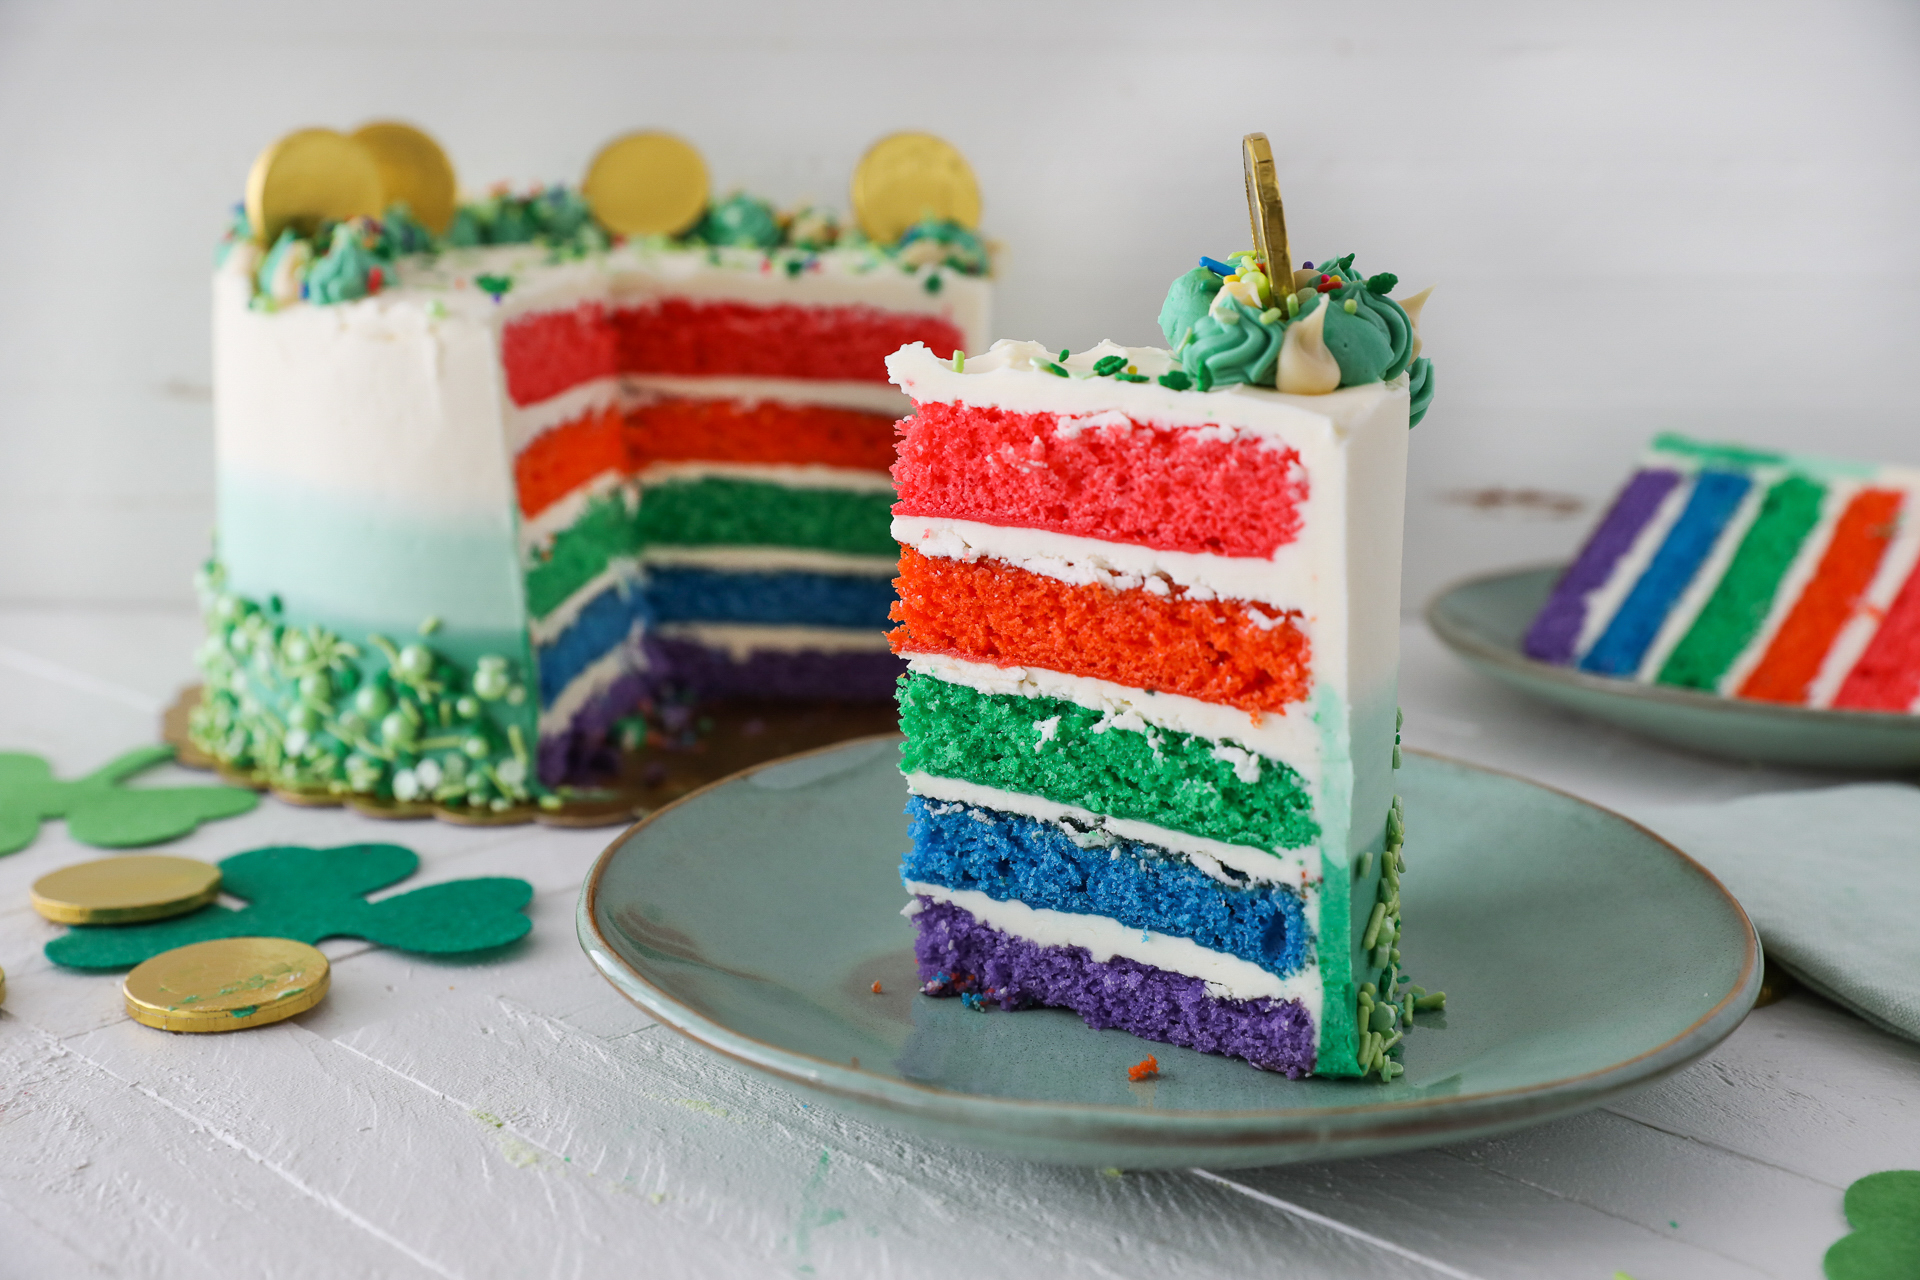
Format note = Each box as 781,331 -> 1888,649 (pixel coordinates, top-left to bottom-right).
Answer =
891,400 -> 1308,557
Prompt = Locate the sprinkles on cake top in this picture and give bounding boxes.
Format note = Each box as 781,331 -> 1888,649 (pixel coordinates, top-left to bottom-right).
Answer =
887,133 -> 1439,1080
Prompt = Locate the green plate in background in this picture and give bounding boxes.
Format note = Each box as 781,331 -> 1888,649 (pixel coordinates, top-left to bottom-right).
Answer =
1427,565 -> 1920,771
578,737 -> 1758,1168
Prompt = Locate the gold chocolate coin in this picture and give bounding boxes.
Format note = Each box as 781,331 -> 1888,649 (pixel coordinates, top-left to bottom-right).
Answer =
851,132 -> 980,244
582,131 -> 709,237
124,937 -> 329,1033
351,120 -> 458,234
246,127 -> 385,246
1242,132 -> 1292,288
32,854 -> 221,925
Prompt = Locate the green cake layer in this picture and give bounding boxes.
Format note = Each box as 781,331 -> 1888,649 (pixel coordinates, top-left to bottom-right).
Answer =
636,479 -> 896,556
524,494 -> 642,619
897,672 -> 1319,851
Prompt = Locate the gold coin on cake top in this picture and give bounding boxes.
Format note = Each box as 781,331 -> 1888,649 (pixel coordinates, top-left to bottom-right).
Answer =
851,132 -> 980,244
246,127 -> 385,246
123,937 -> 329,1034
581,131 -> 709,237
351,120 -> 458,234
31,854 -> 221,926
1241,132 -> 1292,288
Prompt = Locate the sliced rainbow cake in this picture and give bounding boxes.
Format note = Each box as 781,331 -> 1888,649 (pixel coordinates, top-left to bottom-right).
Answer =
1524,433 -> 1920,712
886,243 -> 1441,1078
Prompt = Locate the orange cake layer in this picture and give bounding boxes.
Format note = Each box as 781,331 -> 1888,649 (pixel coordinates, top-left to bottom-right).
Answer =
1740,488 -> 1902,703
625,397 -> 899,471
888,547 -> 1310,714
514,404 -> 630,519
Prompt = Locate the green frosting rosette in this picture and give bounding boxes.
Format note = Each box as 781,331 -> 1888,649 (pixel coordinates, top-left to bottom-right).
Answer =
1179,296 -> 1283,390
696,193 -> 783,249
1158,267 -> 1221,346
305,222 -> 384,304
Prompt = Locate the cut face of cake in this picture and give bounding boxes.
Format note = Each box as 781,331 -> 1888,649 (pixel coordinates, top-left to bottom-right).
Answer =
1524,433 -> 1920,712
193,185 -> 989,806
888,311 -> 1433,1076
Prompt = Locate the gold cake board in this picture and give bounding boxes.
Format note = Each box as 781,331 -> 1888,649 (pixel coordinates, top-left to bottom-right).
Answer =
163,686 -> 897,829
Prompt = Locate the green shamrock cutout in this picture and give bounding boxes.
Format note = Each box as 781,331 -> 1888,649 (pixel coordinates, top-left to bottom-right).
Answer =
1826,1170 -> 1920,1280
45,843 -> 533,970
0,745 -> 258,856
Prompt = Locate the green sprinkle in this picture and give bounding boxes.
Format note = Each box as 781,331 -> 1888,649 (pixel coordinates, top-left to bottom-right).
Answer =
1362,903 -> 1387,950
1382,1060 -> 1404,1081
952,350 -> 965,372
1392,744 -> 1402,769
1092,354 -> 1128,377
1343,298 -> 1359,314
1367,271 -> 1399,295
923,272 -> 943,294
1414,992 -> 1447,1012
1115,372 -> 1150,383
418,615 -> 441,636
1058,348 -> 1070,362
1286,292 -> 1301,316
1396,707 -> 1405,732
474,273 -> 513,299
1354,849 -> 1372,879
1196,364 -> 1214,392
1259,307 -> 1283,325
230,1005 -> 259,1018
1038,360 -> 1070,377
1157,370 -> 1192,391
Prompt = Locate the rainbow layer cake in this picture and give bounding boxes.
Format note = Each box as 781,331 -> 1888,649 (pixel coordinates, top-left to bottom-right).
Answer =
1524,433 -> 1920,713
190,128 -> 990,807
887,240 -> 1441,1078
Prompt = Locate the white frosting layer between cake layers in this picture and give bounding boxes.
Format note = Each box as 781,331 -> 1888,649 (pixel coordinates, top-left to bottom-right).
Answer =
891,515 -> 1316,614
904,772 -> 1318,885
904,882 -> 1321,1015
637,546 -> 897,576
637,461 -> 895,494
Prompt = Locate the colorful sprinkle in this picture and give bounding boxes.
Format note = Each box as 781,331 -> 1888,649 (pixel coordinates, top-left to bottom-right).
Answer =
870,980 -> 883,994
1127,1055 -> 1160,1082
1198,255 -> 1237,276
1158,370 -> 1192,391
1038,360 -> 1070,377
1092,354 -> 1129,377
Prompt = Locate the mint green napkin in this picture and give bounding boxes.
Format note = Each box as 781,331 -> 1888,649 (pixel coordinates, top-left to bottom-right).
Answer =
1631,784 -> 1920,1045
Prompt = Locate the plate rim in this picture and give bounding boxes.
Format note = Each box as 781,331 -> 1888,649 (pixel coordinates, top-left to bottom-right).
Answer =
578,736 -> 1761,1145
1425,563 -> 1920,730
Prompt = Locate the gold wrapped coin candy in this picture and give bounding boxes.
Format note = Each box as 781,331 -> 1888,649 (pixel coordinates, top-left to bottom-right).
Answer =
351,120 -> 458,234
582,131 -> 709,237
1241,132 -> 1292,289
123,937 -> 329,1033
246,127 -> 385,246
851,132 -> 980,244
31,854 -> 220,925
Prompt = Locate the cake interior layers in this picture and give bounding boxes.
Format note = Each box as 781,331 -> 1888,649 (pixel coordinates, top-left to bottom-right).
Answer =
885,339 -> 1416,1079
515,375 -> 917,781
1524,433 -> 1920,712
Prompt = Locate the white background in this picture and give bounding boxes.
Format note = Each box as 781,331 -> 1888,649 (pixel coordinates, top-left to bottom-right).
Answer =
1,0 -> 1916,610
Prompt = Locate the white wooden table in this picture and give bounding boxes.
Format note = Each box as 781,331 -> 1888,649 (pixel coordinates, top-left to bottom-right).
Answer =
2,607 -> 1914,1280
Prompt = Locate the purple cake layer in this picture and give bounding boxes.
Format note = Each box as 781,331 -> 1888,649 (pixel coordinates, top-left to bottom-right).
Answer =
909,897 -> 1317,1077
1524,467 -> 1683,664
537,665 -> 649,785
642,635 -> 905,701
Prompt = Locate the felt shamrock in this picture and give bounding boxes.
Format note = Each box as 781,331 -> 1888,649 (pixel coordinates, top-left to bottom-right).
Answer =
46,843 -> 533,970
0,745 -> 258,856
1825,1171 -> 1920,1280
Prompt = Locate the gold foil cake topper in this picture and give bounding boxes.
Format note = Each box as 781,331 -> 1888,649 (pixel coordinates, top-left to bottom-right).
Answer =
351,121 -> 458,235
32,854 -> 221,925
123,936 -> 330,1033
246,127 -> 385,245
582,131 -> 710,237
1241,132 -> 1292,288
851,132 -> 980,244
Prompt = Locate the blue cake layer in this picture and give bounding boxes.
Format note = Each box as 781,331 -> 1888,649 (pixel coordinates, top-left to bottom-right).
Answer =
644,567 -> 895,628
901,796 -> 1310,977
536,583 -> 649,703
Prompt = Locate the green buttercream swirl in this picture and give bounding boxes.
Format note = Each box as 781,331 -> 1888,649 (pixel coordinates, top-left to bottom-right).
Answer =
305,222 -> 383,305
1158,267 -> 1222,347
1407,357 -> 1433,426
1319,287 -> 1414,386
695,193 -> 783,249
1179,297 -> 1282,389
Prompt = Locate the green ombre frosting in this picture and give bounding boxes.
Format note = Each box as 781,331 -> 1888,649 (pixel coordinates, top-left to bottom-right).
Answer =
696,193 -> 783,249
1158,267 -> 1222,347
305,222 -> 384,305
1179,296 -> 1283,389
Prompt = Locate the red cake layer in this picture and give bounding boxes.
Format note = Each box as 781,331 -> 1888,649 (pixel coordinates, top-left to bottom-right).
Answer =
614,300 -> 964,385
499,300 -> 966,408
890,547 -> 1310,714
502,305 -> 619,408
1741,488 -> 1902,704
626,397 -> 899,471
514,404 -> 630,519
892,401 -> 1307,557
1833,555 -> 1920,712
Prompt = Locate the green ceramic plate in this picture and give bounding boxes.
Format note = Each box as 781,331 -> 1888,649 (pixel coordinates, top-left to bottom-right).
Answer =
1428,565 -> 1920,770
578,736 -> 1759,1168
